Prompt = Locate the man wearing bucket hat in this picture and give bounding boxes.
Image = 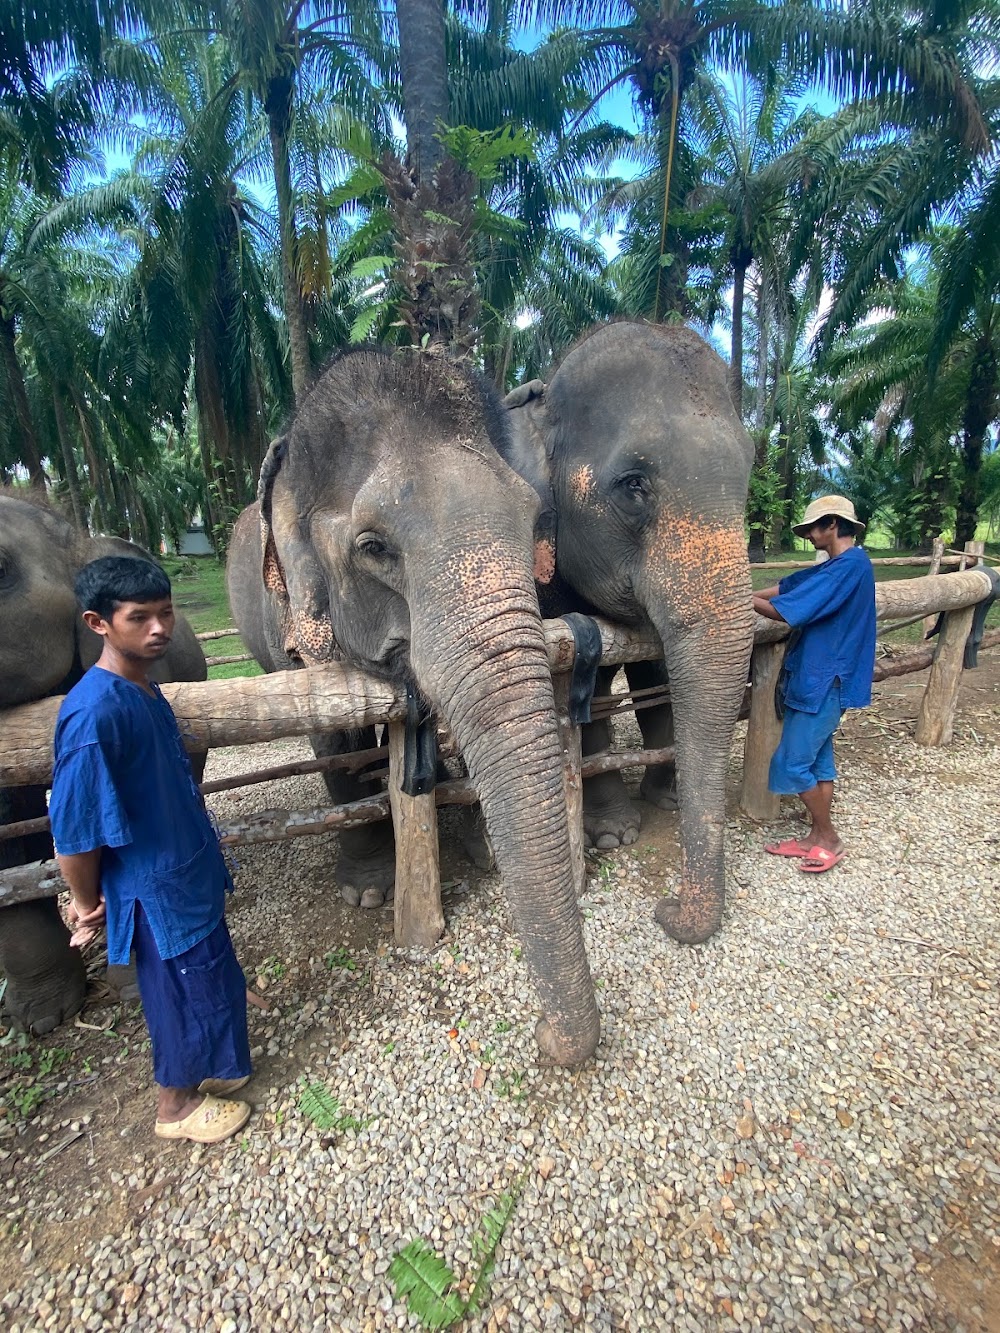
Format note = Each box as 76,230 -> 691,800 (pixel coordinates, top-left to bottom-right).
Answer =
751,496 -> 876,872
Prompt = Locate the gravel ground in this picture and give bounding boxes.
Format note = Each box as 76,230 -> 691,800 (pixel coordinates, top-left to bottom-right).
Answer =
1,677 -> 998,1332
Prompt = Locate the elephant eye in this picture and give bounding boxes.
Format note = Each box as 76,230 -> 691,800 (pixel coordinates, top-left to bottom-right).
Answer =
616,473 -> 651,499
355,532 -> 390,559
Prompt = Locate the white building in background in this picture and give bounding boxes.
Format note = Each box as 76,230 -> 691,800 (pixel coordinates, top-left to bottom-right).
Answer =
163,519 -> 214,556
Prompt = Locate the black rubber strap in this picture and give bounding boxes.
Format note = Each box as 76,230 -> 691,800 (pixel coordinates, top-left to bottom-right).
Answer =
561,613 -> 604,724
964,566 -> 999,669
401,684 -> 438,797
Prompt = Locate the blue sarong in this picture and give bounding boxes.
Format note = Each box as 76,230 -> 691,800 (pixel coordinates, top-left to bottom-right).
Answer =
133,902 -> 251,1090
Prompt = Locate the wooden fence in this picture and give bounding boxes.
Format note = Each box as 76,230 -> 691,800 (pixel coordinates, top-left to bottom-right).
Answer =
1,563 -> 996,949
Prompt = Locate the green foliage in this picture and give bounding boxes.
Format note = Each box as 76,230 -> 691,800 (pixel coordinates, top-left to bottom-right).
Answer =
324,947 -> 357,971
437,125 -> 536,182
388,1241 -> 468,1330
388,1180 -> 524,1330
297,1080 -> 372,1134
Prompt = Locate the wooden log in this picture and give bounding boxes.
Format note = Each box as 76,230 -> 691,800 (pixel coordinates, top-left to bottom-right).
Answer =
204,653 -> 254,667
958,539 -> 985,571
1,587 -> 989,789
554,676 -> 586,897
0,745 -> 690,906
201,745 -> 388,794
915,603 -> 978,746
740,641 -> 787,821
750,555 -> 965,570
0,661 -> 407,788
195,627 -> 241,641
388,720 -> 443,949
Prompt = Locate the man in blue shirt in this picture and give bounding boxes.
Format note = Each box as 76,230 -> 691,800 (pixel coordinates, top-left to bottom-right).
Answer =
752,496 -> 876,873
49,557 -> 252,1143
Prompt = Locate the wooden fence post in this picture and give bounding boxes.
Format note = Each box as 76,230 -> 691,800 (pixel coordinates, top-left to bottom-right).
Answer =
922,536 -> 945,638
740,640 -> 787,820
387,720 -> 444,948
914,603 -> 978,746
553,676 -> 586,897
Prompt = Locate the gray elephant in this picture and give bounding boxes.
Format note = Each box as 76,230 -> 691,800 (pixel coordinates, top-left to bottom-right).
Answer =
226,347 -> 600,1066
501,322 -> 754,946
0,491 -> 206,1034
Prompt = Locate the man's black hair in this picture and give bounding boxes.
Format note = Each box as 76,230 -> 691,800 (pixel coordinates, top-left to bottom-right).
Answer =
818,515 -> 859,539
75,556 -> 172,621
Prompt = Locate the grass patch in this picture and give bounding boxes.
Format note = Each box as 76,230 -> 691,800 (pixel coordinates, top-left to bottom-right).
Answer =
164,556 -> 262,679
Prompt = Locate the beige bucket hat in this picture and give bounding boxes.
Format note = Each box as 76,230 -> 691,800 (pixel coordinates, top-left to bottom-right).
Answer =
791,494 -> 865,537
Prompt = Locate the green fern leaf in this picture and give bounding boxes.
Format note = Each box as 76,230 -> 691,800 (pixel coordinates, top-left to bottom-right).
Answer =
297,1081 -> 341,1130
388,1239 -> 466,1330
467,1184 -> 522,1314
349,305 -> 383,344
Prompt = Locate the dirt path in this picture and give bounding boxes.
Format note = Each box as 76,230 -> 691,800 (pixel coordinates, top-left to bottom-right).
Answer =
2,651 -> 997,1329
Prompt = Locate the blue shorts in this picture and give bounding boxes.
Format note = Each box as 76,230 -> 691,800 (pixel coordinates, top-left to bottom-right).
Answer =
133,901 -> 251,1090
768,683 -> 843,796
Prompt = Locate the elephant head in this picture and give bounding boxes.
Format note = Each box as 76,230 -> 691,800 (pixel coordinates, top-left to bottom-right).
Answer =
504,322 -> 754,945
251,348 -> 599,1066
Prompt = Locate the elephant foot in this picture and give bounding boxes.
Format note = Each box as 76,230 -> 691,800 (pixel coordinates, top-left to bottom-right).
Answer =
582,771 -> 640,849
583,796 -> 640,849
3,973 -> 87,1036
655,895 -> 722,946
534,1013 -> 600,1067
639,771 -> 679,812
335,855 -> 395,909
459,807 -> 494,872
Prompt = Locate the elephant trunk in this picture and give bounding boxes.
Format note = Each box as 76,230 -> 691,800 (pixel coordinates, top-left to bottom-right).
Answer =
642,523 -> 754,944
410,552 -> 600,1067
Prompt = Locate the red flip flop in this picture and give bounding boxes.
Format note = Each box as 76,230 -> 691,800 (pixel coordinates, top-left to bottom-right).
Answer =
765,838 -> 813,858
797,846 -> 845,873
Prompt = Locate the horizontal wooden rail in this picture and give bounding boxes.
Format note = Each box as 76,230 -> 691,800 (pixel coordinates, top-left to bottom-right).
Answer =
750,554 -> 968,570
3,570 -> 993,789
0,745 -> 677,907
194,627 -> 241,642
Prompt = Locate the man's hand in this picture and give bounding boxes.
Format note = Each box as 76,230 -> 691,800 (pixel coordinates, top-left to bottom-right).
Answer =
752,593 -> 786,622
57,849 -> 105,948
66,894 -> 106,949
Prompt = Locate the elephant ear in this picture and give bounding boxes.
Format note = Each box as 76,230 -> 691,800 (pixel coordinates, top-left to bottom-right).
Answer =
503,381 -> 557,585
258,435 -> 290,601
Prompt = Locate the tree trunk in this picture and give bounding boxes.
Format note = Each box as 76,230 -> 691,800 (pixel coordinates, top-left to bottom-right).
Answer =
396,0 -> 449,180
0,307 -> 45,489
266,78 -> 312,404
729,256 -> 748,416
51,389 -> 86,530
955,337 -> 998,547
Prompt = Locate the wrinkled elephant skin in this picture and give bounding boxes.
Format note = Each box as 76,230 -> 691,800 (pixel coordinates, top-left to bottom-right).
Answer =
226,349 -> 599,1066
502,323 -> 754,945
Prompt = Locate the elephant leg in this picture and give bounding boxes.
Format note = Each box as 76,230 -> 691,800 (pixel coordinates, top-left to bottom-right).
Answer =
311,729 -> 396,908
0,786 -> 86,1033
625,660 -> 678,811
581,666 -> 640,849
0,899 -> 87,1035
458,803 -> 494,872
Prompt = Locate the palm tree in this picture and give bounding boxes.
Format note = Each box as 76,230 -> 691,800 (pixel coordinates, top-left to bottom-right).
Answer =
184,0 -> 390,400
825,238 -> 999,548
686,70 -> 820,414
513,0 -> 993,326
